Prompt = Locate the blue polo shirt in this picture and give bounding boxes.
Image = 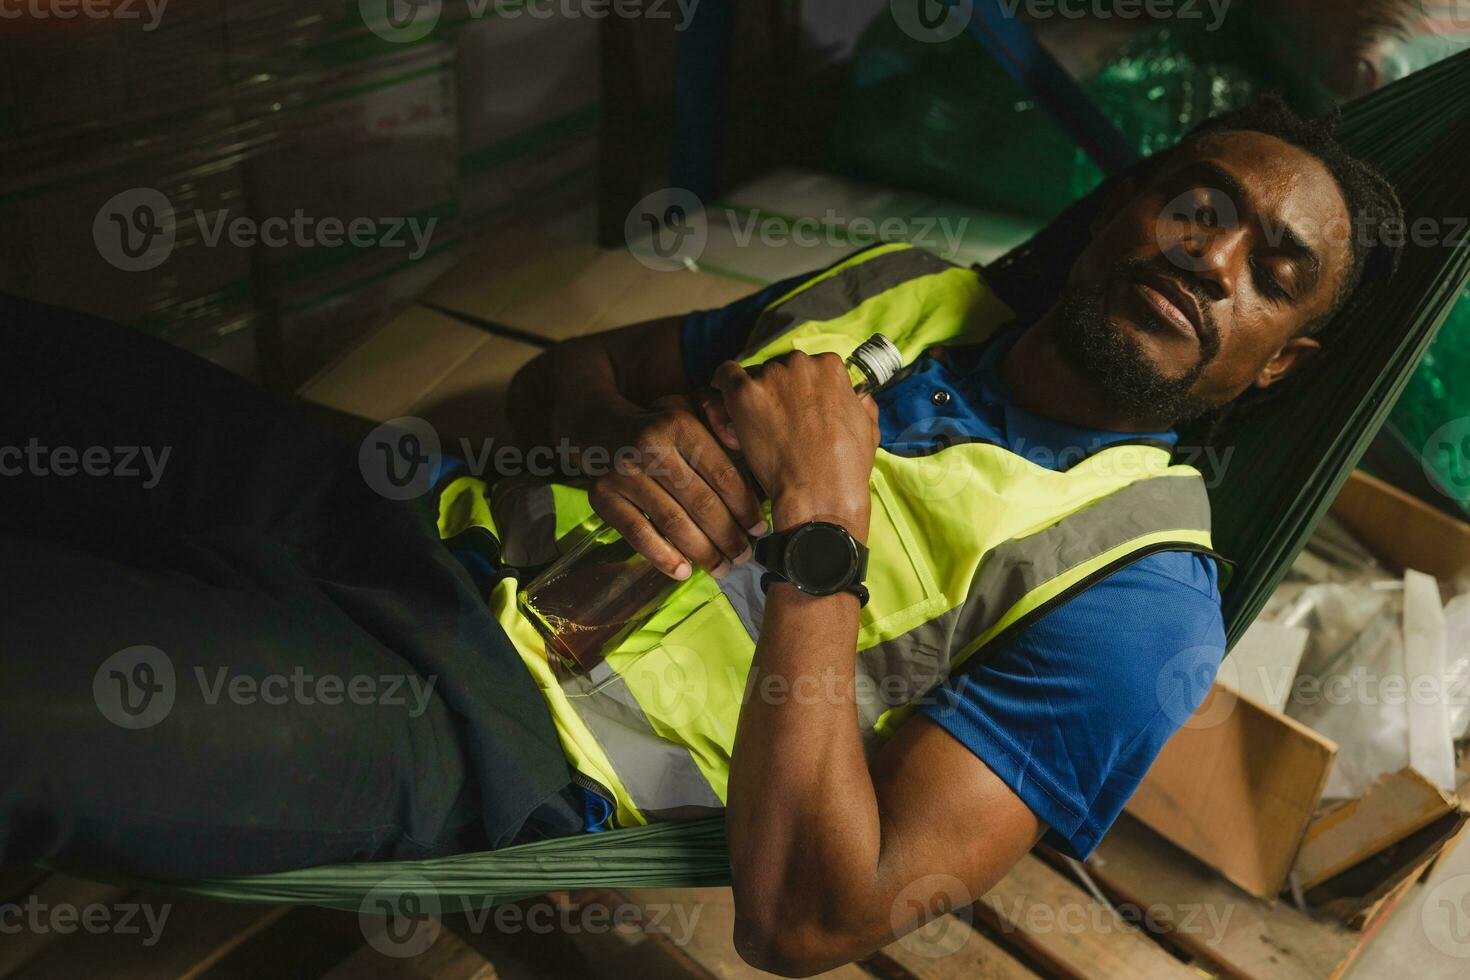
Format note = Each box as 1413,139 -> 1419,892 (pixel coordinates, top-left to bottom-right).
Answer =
683,271 -> 1226,859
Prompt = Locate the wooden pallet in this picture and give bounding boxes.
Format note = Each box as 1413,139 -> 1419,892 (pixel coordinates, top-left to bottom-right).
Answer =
0,816 -> 1388,980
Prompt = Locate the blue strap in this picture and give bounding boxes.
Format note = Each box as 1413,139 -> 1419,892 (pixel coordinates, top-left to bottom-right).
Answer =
671,0 -> 734,199
947,0 -> 1140,174
581,787 -> 615,833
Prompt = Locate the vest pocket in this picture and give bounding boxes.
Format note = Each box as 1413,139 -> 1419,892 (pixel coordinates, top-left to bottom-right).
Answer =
859,466 -> 947,647
561,596 -> 748,814
613,596 -> 753,738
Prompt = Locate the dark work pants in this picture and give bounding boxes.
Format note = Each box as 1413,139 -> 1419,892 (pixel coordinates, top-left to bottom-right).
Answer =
0,295 -> 582,880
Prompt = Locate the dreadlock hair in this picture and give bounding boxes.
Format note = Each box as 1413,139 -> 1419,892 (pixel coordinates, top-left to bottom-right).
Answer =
982,93 -> 1405,444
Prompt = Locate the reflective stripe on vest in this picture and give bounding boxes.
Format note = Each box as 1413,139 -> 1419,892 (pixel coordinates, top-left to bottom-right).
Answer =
747,245 -> 960,349
558,667 -> 724,820
443,244 -> 1219,829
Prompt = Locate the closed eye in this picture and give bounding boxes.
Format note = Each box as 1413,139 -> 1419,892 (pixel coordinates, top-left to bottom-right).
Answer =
1252,259 -> 1291,302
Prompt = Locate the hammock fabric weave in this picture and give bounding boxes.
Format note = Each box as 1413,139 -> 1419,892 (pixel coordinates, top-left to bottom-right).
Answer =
162,49 -> 1470,909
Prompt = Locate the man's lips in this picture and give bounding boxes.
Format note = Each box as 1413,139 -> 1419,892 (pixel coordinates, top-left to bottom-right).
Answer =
1130,274 -> 1202,339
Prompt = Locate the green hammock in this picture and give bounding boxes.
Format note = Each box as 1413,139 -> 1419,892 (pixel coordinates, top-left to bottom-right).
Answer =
159,49 -> 1470,911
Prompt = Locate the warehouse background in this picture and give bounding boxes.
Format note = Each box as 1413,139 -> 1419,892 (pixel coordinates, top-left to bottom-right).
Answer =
0,1 -> 899,390
3,3 -> 1470,977
1,1 -> 614,387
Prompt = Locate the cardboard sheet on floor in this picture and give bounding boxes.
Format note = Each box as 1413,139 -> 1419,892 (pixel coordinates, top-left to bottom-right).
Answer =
298,304 -> 541,447
423,230 -> 758,343
1292,767 -> 1461,891
1125,684 -> 1338,899
1307,805 -> 1469,929
300,240 -> 767,446
646,209 -> 860,287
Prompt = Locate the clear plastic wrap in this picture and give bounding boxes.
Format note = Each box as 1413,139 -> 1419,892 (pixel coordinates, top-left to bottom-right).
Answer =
1445,593 -> 1470,740
1281,570 -> 1463,799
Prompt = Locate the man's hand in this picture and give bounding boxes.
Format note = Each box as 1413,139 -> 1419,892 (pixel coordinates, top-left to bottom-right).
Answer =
587,393 -> 766,581
711,351 -> 880,540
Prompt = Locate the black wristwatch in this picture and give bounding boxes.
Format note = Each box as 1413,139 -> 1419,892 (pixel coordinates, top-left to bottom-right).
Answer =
754,521 -> 869,606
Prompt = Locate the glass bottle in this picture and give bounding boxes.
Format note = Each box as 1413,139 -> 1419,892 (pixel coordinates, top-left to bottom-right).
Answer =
518,334 -> 904,674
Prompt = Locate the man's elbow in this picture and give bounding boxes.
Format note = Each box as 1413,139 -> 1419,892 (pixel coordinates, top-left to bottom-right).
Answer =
732,897 -> 873,977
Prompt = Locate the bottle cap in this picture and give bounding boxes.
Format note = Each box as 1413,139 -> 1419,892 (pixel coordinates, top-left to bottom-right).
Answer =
849,333 -> 904,390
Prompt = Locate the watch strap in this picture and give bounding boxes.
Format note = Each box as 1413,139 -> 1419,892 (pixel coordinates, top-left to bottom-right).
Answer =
760,570 -> 870,607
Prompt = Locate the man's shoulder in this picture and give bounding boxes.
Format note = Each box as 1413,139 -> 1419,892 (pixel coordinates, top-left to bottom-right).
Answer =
925,547 -> 1225,859
1022,548 -> 1224,657
1117,549 -> 1222,604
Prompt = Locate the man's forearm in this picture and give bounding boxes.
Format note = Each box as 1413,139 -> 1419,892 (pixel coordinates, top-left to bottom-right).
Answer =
506,337 -> 646,477
726,496 -> 891,974
506,317 -> 765,578
506,315 -> 694,471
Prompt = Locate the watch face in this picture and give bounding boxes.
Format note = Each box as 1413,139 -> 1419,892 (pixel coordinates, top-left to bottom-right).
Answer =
787,523 -> 857,593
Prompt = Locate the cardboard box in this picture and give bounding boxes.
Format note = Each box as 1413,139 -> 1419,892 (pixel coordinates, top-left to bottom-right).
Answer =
269,233 -> 467,390
0,113 -> 255,342
453,10 -> 600,225
421,228 -> 758,343
1331,470 -> 1470,583
1126,685 -> 1339,899
302,230 -> 762,441
1292,768 -> 1462,892
246,44 -> 460,284
0,1 -> 231,139
1126,470 -> 1470,906
300,301 -> 540,450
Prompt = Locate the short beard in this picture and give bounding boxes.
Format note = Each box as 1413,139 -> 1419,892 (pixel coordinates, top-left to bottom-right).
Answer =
1053,282 -> 1220,425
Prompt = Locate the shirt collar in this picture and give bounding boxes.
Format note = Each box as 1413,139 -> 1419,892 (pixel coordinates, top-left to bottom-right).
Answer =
967,324 -> 1179,464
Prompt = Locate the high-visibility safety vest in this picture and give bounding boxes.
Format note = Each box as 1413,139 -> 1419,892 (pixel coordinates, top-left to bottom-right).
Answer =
436,243 -> 1220,829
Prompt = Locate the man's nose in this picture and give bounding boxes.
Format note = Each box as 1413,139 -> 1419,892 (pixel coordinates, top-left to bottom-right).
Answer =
1169,221 -> 1245,301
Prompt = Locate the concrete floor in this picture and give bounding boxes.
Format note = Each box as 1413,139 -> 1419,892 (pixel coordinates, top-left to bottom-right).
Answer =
1344,832 -> 1470,979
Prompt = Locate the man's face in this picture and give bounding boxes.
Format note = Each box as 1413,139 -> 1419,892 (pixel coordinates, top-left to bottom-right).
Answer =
1059,130 -> 1354,423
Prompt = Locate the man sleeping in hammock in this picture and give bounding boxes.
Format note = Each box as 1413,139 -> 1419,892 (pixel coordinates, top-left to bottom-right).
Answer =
0,95 -> 1401,974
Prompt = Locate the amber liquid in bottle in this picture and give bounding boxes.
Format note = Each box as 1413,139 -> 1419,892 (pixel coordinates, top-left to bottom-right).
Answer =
518,532 -> 665,674
518,334 -> 903,674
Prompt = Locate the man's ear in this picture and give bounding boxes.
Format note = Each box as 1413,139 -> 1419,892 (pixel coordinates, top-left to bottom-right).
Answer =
1254,335 -> 1322,389
1091,175 -> 1139,239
